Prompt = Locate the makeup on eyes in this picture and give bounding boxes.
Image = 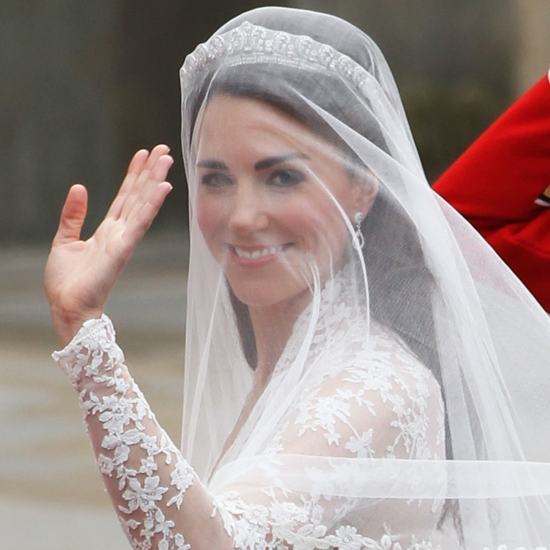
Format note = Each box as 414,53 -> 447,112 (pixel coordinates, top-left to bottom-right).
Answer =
198,153 -> 310,188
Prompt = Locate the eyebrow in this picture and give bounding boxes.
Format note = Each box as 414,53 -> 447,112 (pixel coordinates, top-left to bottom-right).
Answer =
254,153 -> 310,171
196,159 -> 228,170
196,153 -> 310,172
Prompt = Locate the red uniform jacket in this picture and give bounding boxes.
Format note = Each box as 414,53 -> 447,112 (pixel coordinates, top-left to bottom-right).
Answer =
433,72 -> 550,310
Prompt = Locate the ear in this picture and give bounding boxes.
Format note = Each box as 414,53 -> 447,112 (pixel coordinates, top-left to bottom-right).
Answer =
350,172 -> 378,218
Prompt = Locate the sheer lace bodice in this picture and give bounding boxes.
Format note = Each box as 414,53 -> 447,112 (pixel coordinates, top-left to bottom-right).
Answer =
211,318 -> 446,549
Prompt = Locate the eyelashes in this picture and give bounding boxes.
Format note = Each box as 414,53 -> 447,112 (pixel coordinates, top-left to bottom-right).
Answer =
200,172 -> 233,188
200,168 -> 307,189
266,169 -> 306,187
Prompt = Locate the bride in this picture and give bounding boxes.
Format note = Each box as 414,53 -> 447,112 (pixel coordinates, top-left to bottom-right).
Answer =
45,7 -> 550,549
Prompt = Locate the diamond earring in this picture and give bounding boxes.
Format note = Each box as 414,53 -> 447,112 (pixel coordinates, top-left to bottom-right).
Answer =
354,212 -> 365,250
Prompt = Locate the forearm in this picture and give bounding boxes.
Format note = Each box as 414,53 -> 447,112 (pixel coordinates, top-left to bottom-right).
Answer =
52,315 -> 232,550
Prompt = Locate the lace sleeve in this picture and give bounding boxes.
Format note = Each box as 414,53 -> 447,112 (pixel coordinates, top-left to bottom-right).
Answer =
52,315 -> 233,550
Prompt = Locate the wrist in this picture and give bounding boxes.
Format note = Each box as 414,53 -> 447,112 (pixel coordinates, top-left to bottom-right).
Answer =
49,304 -> 104,347
52,314 -> 122,389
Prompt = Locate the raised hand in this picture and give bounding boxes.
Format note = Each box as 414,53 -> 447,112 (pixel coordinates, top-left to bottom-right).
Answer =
45,145 -> 174,346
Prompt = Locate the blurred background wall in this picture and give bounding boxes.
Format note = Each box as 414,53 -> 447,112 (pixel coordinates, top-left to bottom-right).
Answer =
0,0 -> 549,245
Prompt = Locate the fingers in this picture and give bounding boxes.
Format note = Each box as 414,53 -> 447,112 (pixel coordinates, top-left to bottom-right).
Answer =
64,145 -> 172,257
108,145 -> 172,221
52,184 -> 88,246
106,149 -> 150,220
123,181 -> 174,250
119,147 -> 174,222
108,145 -> 174,251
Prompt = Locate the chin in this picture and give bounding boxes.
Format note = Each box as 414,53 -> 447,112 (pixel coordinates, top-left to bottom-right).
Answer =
230,281 -> 312,312
232,287 -> 287,308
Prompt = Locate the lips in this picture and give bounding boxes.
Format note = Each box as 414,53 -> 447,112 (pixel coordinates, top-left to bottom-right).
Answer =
232,244 -> 288,260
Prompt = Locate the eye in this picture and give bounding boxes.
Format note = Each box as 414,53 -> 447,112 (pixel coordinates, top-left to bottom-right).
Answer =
200,172 -> 234,188
266,169 -> 306,187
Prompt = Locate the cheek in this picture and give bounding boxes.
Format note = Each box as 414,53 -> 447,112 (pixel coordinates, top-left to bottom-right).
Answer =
284,199 -> 348,253
275,199 -> 322,242
196,194 -> 227,253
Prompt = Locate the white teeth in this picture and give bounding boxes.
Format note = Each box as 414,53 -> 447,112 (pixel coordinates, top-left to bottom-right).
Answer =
234,245 -> 285,259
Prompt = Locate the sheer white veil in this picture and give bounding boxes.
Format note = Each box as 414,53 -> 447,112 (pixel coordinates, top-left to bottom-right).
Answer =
180,7 -> 550,547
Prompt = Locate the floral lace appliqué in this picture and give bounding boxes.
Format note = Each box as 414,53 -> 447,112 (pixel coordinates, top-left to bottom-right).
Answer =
53,314 -> 548,550
53,315 -> 193,550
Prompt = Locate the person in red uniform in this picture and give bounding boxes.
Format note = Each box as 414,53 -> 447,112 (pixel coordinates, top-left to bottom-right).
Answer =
433,71 -> 550,310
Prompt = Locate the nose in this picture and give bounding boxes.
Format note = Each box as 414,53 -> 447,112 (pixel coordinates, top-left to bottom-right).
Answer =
228,183 -> 269,233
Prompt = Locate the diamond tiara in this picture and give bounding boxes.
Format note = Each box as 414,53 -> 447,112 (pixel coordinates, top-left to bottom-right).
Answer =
180,21 -> 376,98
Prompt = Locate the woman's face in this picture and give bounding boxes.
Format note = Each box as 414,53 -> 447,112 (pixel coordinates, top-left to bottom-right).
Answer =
195,94 -> 375,309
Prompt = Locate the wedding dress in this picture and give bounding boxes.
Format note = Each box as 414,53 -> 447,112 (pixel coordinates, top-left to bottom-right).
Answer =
53,7 -> 550,549
53,269 -> 447,549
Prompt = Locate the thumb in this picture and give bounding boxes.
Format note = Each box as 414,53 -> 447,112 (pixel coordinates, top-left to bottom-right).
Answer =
53,184 -> 88,246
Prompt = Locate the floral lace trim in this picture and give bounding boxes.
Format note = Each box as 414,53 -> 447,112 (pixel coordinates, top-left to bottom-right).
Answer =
213,491 -> 409,550
52,315 -> 194,550
52,315 -> 124,388
180,21 -> 375,98
51,317 -> 548,550
213,492 -> 548,550
273,264 -> 367,377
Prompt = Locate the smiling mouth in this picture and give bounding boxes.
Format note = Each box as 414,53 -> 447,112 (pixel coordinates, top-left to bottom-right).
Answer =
232,244 -> 288,260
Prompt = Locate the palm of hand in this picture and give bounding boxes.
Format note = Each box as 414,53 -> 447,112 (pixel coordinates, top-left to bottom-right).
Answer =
45,145 -> 174,346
